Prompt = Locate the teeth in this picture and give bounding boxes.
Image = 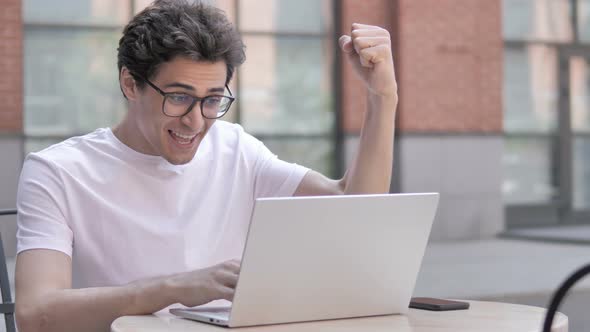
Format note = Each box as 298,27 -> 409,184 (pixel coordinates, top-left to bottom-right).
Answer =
171,131 -> 197,140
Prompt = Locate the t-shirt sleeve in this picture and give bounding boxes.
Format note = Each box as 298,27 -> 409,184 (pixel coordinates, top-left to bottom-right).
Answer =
16,154 -> 73,257
248,136 -> 310,198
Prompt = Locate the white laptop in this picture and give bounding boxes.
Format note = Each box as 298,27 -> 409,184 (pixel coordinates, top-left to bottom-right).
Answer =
170,193 -> 439,327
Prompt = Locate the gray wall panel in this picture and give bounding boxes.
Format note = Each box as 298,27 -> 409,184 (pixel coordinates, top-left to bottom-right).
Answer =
345,134 -> 504,241
0,136 -> 23,257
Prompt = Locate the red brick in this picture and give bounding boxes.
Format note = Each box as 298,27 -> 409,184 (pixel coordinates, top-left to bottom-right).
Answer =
0,0 -> 22,133
395,0 -> 503,133
340,0 -> 502,134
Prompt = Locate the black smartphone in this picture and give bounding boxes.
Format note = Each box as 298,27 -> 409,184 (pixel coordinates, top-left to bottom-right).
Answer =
409,297 -> 470,311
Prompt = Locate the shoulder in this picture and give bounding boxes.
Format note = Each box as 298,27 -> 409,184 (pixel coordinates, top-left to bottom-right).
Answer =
207,121 -> 263,151
202,121 -> 272,169
26,128 -> 111,172
209,120 -> 246,140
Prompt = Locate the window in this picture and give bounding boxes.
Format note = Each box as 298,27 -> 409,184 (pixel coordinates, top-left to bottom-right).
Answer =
502,1 -> 565,213
503,0 -> 572,42
23,0 -> 337,176
503,0 -> 590,224
23,0 -> 129,151
228,0 -> 336,175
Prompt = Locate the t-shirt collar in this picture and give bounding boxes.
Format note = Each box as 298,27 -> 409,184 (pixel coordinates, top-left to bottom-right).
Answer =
105,127 -> 194,175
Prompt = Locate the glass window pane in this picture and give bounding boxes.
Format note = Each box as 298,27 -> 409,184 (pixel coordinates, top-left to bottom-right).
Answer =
212,0 -> 236,24
260,138 -> 333,175
570,56 -> 590,132
503,45 -> 558,133
503,0 -> 572,41
133,0 -> 236,23
24,28 -> 125,136
239,0 -> 332,33
570,56 -> 590,211
503,137 -> 557,204
578,0 -> 590,42
573,136 -> 590,210
24,0 -> 131,26
240,36 -> 333,135
133,0 -> 153,13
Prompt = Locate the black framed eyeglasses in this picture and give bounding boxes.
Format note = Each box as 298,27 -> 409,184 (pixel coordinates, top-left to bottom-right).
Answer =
139,77 -> 235,119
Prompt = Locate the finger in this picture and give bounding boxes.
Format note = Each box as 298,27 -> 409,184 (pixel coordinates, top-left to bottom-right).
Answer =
352,23 -> 389,34
352,23 -> 380,29
353,36 -> 390,54
229,260 -> 242,273
359,44 -> 390,67
339,35 -> 354,53
340,35 -> 366,67
353,37 -> 390,52
351,29 -> 390,41
221,259 -> 241,272
359,57 -> 372,68
229,258 -> 241,266
219,285 -> 235,301
214,268 -> 239,288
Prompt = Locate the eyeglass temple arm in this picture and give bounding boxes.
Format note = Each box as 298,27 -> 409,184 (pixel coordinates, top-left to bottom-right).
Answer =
226,84 -> 233,97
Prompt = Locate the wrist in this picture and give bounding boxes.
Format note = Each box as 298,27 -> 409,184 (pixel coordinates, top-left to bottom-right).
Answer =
122,281 -> 143,315
161,274 -> 182,305
368,91 -> 397,103
367,92 -> 398,114
124,275 -> 178,315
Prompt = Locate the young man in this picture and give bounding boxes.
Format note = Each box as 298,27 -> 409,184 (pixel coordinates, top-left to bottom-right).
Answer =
15,1 -> 397,331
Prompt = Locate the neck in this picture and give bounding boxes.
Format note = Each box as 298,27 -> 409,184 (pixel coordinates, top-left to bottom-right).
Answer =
112,113 -> 156,156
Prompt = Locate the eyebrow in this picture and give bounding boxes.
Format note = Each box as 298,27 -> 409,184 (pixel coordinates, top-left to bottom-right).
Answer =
163,82 -> 225,93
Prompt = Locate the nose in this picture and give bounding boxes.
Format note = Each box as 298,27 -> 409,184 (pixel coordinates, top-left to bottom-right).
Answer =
180,101 -> 206,129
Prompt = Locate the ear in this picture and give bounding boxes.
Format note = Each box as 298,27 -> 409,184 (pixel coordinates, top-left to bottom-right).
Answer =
120,67 -> 139,100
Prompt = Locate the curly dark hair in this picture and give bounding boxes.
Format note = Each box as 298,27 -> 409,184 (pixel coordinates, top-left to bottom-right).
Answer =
117,0 -> 245,96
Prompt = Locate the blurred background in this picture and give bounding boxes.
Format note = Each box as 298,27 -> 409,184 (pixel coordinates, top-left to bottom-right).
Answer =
2,0 -> 590,331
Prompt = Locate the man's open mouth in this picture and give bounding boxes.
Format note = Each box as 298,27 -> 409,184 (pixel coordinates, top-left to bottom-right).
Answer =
168,130 -> 198,146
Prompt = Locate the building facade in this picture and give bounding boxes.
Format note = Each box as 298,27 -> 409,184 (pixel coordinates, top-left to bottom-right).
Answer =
1,0 -> 507,255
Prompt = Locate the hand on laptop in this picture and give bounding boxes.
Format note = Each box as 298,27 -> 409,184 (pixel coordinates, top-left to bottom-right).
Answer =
169,259 -> 241,307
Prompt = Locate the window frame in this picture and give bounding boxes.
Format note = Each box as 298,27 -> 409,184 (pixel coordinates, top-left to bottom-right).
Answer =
22,0 -> 343,177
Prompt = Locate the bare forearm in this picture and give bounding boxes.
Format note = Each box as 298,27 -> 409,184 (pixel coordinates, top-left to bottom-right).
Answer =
343,94 -> 396,194
17,275 -> 175,332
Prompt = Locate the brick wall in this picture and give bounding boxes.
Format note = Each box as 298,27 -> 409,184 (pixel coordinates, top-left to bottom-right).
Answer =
340,0 -> 503,134
396,0 -> 503,133
0,0 -> 23,133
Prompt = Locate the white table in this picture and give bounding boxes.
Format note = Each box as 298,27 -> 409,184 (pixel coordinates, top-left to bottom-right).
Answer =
111,300 -> 568,332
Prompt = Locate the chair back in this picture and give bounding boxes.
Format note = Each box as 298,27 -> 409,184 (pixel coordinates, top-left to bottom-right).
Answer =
542,263 -> 590,332
0,209 -> 17,332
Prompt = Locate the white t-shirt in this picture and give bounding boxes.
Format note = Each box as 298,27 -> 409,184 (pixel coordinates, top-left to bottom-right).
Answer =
16,121 -> 309,289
